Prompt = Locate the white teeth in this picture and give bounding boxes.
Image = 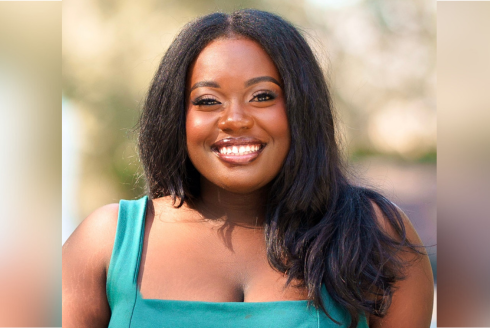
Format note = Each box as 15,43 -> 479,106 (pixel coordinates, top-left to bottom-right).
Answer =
217,144 -> 262,155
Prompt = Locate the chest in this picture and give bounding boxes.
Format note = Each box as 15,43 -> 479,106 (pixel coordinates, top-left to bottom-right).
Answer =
137,216 -> 308,302
107,197 -> 369,328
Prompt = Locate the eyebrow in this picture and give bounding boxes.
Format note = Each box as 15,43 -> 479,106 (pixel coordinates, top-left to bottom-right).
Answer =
189,76 -> 281,92
189,81 -> 220,92
245,76 -> 281,88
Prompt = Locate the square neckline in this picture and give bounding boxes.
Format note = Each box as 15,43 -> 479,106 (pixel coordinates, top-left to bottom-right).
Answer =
107,197 -> 369,328
134,197 -> 314,306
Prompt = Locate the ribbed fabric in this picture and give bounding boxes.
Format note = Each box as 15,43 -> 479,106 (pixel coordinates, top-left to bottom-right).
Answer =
106,196 -> 369,328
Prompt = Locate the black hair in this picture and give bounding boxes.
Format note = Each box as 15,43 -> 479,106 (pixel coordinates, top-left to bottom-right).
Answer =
138,9 -> 422,327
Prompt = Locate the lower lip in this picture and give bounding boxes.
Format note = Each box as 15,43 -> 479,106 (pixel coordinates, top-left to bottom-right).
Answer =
213,147 -> 264,164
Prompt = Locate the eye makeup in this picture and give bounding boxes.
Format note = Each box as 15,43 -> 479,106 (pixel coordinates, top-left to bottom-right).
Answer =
191,95 -> 221,106
250,90 -> 277,102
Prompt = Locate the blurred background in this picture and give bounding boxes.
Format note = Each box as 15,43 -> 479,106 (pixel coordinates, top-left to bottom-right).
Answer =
438,2 -> 490,327
62,0 -> 436,326
0,1 -> 61,327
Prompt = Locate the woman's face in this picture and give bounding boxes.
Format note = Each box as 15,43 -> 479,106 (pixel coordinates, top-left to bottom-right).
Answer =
186,38 -> 291,194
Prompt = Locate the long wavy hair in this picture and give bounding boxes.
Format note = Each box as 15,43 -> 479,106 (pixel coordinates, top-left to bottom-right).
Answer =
138,9 -> 421,327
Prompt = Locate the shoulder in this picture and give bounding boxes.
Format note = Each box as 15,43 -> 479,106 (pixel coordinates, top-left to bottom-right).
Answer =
368,201 -> 434,328
370,200 -> 421,247
151,195 -> 190,220
63,203 -> 119,271
78,203 -> 120,230
62,203 -> 119,328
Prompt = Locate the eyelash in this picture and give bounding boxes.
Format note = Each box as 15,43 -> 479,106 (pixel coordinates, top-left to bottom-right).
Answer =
191,91 -> 277,106
250,91 -> 276,102
192,96 -> 220,106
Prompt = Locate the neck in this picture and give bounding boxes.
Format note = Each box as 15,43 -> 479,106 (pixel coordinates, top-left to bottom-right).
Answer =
191,178 -> 270,228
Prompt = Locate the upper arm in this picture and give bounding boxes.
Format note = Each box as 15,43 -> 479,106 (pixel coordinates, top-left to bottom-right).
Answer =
62,204 -> 119,328
369,203 -> 434,328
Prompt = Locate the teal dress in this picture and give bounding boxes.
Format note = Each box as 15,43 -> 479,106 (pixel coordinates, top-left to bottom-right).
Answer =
106,197 -> 369,328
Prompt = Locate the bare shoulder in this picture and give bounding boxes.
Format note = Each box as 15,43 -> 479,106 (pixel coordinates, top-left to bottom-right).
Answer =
63,203 -> 119,271
151,195 -> 193,222
62,203 -> 119,328
369,201 -> 434,328
370,200 -> 420,245
64,203 -> 118,246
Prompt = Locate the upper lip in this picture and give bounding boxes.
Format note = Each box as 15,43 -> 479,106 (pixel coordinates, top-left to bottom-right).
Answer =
211,137 -> 266,151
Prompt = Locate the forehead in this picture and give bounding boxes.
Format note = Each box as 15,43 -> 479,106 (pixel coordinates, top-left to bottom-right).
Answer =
188,38 -> 280,84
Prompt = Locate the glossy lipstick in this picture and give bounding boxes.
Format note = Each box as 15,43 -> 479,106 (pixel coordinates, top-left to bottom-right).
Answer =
211,137 -> 266,164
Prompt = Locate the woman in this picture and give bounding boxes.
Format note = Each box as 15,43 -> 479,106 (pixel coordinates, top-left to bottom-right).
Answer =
62,9 -> 434,328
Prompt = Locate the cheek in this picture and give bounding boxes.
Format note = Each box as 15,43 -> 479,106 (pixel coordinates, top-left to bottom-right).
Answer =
275,108 -> 291,145
185,111 -> 219,156
272,118 -> 291,163
186,112 -> 210,143
257,103 -> 291,149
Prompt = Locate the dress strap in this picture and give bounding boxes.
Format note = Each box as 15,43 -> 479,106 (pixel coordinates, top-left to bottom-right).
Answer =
106,196 -> 148,327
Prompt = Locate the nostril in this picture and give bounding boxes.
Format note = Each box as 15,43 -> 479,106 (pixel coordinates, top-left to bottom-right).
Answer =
218,112 -> 254,131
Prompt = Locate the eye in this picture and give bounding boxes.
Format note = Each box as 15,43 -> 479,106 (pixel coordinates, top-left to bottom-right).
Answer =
250,91 -> 276,102
192,96 -> 221,106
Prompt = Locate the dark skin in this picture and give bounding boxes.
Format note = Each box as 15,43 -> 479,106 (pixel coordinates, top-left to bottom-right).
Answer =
62,38 -> 433,327
140,38 -> 305,303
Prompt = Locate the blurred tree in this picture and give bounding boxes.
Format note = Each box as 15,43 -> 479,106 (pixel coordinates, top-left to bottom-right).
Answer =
62,0 -> 435,216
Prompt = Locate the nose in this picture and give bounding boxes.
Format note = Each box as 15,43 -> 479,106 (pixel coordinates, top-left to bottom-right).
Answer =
218,101 -> 254,132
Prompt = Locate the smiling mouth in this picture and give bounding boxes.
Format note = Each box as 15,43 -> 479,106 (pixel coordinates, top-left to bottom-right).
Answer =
211,137 -> 266,164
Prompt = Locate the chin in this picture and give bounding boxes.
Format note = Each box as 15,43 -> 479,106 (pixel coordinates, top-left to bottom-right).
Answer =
218,179 -> 270,194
